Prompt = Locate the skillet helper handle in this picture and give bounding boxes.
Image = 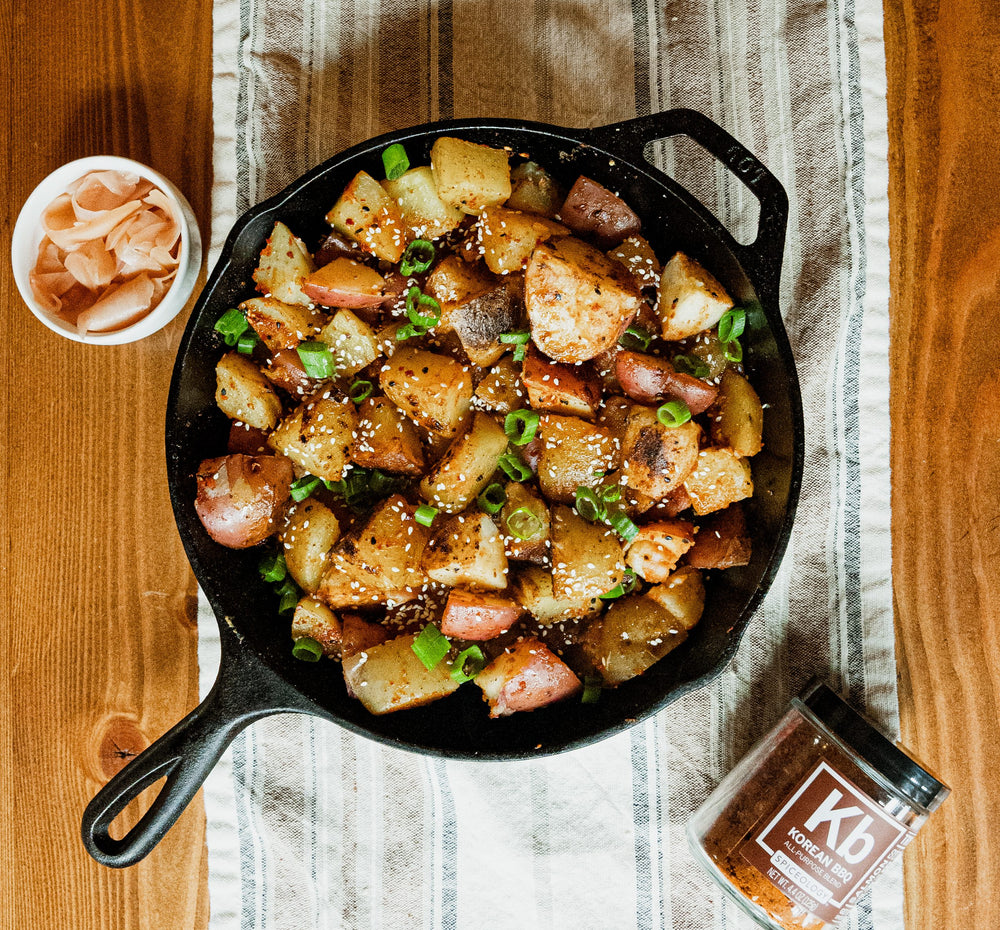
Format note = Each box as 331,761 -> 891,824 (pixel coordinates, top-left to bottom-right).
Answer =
587,109 -> 788,304
81,644 -> 296,868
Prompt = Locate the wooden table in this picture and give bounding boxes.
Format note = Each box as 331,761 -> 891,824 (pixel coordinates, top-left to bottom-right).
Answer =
1,1 -> 996,926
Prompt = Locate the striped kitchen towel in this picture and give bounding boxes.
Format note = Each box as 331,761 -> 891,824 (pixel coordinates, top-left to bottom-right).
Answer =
200,0 -> 897,927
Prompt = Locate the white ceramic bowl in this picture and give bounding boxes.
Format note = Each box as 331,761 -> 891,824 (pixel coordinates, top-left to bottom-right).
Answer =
10,155 -> 203,345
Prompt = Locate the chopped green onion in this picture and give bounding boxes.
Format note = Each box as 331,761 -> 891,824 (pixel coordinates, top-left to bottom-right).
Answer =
395,323 -> 421,341
724,337 -> 743,363
498,451 -> 532,482
348,379 -> 373,403
415,504 -> 438,527
506,506 -> 544,540
214,308 -> 248,346
501,332 -> 531,362
290,474 -> 321,502
607,509 -> 639,543
478,483 -> 506,515
400,239 -> 436,276
599,568 -> 638,600
618,325 -> 651,352
574,486 -> 606,523
322,477 -> 344,493
296,341 -> 335,379
368,469 -> 399,497
450,645 -> 486,683
292,637 -> 323,662
673,354 -> 711,378
382,143 -> 410,180
411,624 -> 450,670
718,307 -> 746,344
276,578 -> 299,614
581,675 -> 603,703
600,484 -> 621,504
237,331 -> 259,355
259,552 -> 287,583
405,287 -> 442,328
504,409 -> 540,446
656,400 -> 692,427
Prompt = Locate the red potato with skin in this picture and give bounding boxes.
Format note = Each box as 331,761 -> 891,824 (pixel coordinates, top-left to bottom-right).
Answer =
475,638 -> 582,717
227,421 -> 270,455
685,504 -> 752,570
340,613 -> 390,658
440,590 -> 522,640
521,346 -> 602,420
302,257 -> 404,308
558,176 -> 642,248
615,350 -> 719,414
262,347 -> 315,396
194,454 -> 293,549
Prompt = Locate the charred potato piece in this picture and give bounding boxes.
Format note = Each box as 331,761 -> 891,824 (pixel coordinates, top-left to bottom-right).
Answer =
269,393 -> 358,482
657,252 -> 734,341
215,351 -> 282,431
685,504 -> 752,570
422,511 -> 509,590
252,221 -> 314,307
499,481 -> 550,564
350,396 -> 426,475
474,355 -> 527,414
380,346 -> 473,439
621,405 -> 701,499
418,411 -> 509,513
536,414 -> 617,504
550,505 -> 626,601
430,137 -> 512,215
446,280 -> 523,367
525,237 -> 642,363
683,447 -> 754,515
326,170 -> 407,263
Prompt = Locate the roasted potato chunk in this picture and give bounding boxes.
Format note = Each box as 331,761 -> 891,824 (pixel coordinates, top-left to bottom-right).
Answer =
241,297 -> 324,352
476,639 -> 581,717
382,165 -> 465,239
215,351 -> 282,431
291,597 -> 342,658
511,565 -> 602,624
280,499 -> 341,593
440,590 -> 522,640
476,206 -> 567,275
525,237 -> 642,363
252,221 -> 314,307
430,137 -> 512,215
550,505 -> 626,601
521,347 -> 602,419
685,504 -> 752,570
473,355 -> 527,414
418,411 -> 509,513
499,481 -> 550,564
422,511 -> 509,590
318,309 -> 380,378
536,414 -> 617,504
303,258 -> 401,309
607,235 -> 662,289
558,176 -> 642,248
326,170 -> 407,263
657,252 -> 734,341
621,405 -> 702,499
380,346 -> 473,439
683,447 -> 754,515
350,396 -> 425,475
710,368 -> 764,457
343,633 -> 461,714
506,161 -> 562,217
269,393 -> 358,482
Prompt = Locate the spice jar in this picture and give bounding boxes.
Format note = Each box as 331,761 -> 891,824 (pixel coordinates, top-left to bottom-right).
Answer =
687,680 -> 948,929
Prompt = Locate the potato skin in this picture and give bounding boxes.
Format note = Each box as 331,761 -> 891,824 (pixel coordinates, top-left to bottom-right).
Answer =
194,454 -> 293,549
476,639 -> 581,717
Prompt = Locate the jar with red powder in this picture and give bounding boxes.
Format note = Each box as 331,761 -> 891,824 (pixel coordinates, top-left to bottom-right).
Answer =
687,680 -> 948,928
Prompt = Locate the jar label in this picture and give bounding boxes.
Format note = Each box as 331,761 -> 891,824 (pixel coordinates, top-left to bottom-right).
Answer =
741,759 -> 913,922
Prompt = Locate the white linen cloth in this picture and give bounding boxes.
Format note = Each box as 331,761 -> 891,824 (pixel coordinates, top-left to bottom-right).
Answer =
200,1 -> 898,926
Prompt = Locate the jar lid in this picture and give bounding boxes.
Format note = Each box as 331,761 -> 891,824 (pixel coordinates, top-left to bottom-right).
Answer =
797,680 -> 949,812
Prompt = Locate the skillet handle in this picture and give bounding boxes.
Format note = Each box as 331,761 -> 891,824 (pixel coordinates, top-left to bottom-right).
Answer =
81,643 -> 303,868
587,109 -> 788,304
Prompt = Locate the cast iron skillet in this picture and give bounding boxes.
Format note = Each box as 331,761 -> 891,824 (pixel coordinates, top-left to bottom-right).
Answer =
82,109 -> 803,867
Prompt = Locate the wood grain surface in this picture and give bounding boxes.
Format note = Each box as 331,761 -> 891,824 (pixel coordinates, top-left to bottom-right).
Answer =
1,0 -> 997,927
884,0 -> 1000,927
